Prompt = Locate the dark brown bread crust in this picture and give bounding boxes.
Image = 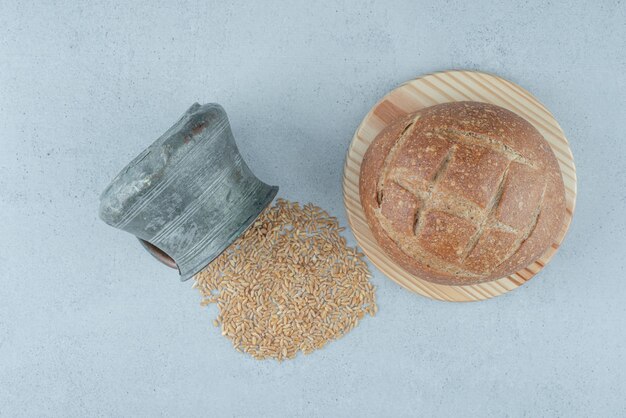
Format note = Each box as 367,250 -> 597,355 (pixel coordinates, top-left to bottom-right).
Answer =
359,102 -> 566,285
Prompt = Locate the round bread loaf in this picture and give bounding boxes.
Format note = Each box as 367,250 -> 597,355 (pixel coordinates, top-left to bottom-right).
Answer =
359,101 -> 566,285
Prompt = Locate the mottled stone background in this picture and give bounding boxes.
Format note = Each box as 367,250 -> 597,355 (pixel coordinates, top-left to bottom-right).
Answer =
1,1 -> 624,416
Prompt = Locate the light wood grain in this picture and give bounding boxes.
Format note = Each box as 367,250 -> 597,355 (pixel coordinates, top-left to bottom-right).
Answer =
342,70 -> 577,302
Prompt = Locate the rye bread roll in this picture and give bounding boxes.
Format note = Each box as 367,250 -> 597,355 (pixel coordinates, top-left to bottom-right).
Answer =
359,102 -> 566,285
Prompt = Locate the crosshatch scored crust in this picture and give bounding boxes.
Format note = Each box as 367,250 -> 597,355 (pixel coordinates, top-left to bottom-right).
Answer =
194,199 -> 376,361
360,102 -> 566,286
343,71 -> 577,301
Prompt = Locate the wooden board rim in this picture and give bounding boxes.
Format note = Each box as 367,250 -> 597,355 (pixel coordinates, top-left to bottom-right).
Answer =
342,70 -> 577,302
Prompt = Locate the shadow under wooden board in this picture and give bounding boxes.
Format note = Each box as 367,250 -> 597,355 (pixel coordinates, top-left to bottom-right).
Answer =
342,70 -> 577,302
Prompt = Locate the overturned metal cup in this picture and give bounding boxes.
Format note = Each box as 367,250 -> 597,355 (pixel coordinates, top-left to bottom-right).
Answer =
99,103 -> 278,280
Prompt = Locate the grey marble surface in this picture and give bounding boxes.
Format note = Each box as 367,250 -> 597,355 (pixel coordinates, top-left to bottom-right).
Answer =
1,1 -> 625,417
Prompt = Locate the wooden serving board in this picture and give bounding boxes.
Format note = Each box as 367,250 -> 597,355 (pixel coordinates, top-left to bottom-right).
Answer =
342,70 -> 577,302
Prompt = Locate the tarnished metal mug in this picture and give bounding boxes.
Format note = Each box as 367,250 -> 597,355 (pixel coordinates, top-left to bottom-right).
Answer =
99,103 -> 278,280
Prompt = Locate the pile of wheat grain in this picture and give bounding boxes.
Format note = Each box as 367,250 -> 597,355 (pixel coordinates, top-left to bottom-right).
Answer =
194,198 -> 376,360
